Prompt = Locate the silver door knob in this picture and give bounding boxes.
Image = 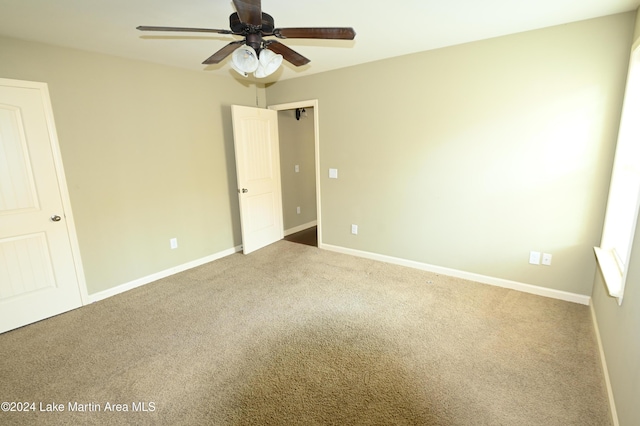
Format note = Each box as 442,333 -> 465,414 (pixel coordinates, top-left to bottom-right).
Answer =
51,215 -> 62,222
242,188 -> 248,193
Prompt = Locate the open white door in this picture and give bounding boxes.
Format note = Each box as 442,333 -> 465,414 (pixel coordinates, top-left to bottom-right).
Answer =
231,105 -> 283,254
0,79 -> 84,333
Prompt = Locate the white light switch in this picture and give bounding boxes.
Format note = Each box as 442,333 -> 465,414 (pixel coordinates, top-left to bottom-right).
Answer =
351,224 -> 358,235
329,168 -> 338,179
295,165 -> 299,173
170,238 -> 178,249
529,251 -> 541,265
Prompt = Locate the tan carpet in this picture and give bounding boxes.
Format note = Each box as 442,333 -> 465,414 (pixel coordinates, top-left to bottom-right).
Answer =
0,241 -> 610,425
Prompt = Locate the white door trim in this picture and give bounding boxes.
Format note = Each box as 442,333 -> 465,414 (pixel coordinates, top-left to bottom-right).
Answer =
268,100 -> 322,247
0,78 -> 89,305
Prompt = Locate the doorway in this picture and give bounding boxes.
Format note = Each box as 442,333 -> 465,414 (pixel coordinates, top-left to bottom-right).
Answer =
269,100 -> 321,247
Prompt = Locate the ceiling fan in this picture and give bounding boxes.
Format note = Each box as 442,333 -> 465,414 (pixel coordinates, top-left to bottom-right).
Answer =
137,0 -> 356,78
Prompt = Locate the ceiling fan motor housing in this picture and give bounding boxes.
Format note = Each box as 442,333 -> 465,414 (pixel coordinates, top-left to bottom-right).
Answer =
229,12 -> 274,34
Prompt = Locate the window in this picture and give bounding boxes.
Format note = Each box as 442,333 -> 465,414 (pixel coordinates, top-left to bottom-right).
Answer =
595,40 -> 640,305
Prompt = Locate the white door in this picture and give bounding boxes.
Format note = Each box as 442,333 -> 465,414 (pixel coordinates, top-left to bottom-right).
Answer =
231,105 -> 283,254
0,79 -> 84,334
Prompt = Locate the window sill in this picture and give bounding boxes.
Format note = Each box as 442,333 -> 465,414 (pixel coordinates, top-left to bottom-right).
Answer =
594,247 -> 624,305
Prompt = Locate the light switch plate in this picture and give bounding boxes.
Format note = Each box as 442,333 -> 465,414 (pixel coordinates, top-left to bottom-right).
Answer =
329,168 -> 338,179
529,251 -> 541,265
295,165 -> 299,173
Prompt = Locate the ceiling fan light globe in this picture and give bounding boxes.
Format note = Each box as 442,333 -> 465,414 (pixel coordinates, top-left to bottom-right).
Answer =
231,45 -> 259,73
255,50 -> 283,78
230,61 -> 249,77
254,65 -> 267,78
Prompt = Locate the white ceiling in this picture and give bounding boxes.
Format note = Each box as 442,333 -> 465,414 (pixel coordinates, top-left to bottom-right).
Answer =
1,0 -> 638,82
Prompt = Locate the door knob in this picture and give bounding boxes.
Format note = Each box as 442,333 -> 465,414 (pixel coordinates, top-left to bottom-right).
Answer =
51,215 -> 62,222
242,188 -> 248,193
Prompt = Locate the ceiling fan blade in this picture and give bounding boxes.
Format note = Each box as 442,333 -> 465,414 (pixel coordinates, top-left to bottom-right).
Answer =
202,41 -> 245,65
232,0 -> 262,26
265,41 -> 310,67
274,27 -> 356,40
137,26 -> 232,34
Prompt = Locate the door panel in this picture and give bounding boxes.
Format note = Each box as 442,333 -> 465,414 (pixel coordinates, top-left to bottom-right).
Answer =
246,193 -> 276,232
0,105 -> 39,212
0,80 -> 83,333
0,233 -> 56,299
231,105 -> 283,254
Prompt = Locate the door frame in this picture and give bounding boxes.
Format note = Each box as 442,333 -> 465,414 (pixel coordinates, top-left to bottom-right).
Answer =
0,78 -> 89,305
268,100 -> 322,247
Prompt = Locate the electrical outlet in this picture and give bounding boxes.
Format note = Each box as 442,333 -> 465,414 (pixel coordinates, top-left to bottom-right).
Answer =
529,251 -> 540,265
351,224 -> 358,235
542,253 -> 552,266
170,238 -> 178,249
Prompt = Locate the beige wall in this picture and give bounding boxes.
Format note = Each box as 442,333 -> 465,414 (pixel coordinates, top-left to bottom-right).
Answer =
266,13 -> 635,296
591,7 -> 640,426
278,108 -> 317,231
636,7 -> 640,41
0,36 -> 257,294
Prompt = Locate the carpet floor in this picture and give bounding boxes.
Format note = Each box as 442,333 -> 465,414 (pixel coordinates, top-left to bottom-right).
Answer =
0,241 -> 610,425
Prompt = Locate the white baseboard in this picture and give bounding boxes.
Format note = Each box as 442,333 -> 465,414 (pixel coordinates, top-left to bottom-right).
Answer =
320,243 -> 591,305
284,220 -> 317,237
87,245 -> 242,304
590,303 -> 619,426
88,240 -> 590,306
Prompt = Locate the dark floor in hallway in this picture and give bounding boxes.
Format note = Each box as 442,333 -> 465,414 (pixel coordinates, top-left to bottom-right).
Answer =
283,226 -> 317,247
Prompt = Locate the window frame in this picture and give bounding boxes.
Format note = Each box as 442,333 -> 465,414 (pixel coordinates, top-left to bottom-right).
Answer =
595,39 -> 640,306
